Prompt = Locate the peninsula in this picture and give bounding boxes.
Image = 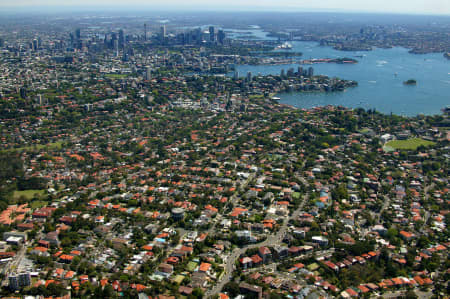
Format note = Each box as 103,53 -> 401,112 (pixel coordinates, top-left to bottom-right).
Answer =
300,57 -> 358,64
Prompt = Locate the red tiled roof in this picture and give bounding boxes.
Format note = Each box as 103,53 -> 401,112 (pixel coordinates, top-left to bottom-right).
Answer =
199,262 -> 211,272
345,288 -> 358,296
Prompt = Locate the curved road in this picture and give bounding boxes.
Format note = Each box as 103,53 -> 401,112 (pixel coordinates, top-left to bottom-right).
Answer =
205,192 -> 310,298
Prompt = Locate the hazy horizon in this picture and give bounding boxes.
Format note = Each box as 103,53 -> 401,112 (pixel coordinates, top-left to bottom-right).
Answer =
0,0 -> 449,16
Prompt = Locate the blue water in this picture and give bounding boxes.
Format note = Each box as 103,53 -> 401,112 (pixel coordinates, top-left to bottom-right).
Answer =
226,26 -> 274,40
235,41 -> 450,116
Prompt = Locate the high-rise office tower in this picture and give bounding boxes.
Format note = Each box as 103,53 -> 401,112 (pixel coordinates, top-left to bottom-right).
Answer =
32,39 -> 38,51
160,25 -> 166,39
217,30 -> 225,44
118,29 -> 125,48
247,71 -> 252,82
209,26 -> 215,42
185,32 -> 191,44
144,23 -> 147,40
114,40 -> 119,57
75,28 -> 81,40
190,28 -> 202,44
103,34 -> 109,47
111,32 -> 117,49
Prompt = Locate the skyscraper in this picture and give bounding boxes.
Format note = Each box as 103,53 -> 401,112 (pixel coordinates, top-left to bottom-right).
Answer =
103,34 -> 109,47
75,28 -> 81,40
160,25 -> 166,39
114,40 -> 119,57
144,23 -> 147,41
111,32 -> 117,49
217,30 -> 225,44
209,26 -> 215,42
32,39 -> 38,51
119,29 -> 125,49
194,28 -> 202,44
184,32 -> 191,44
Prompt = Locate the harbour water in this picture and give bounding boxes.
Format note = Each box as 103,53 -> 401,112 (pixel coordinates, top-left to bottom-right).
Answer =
235,40 -> 450,116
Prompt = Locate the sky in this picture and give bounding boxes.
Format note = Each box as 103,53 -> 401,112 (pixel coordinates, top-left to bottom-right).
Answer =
0,0 -> 449,15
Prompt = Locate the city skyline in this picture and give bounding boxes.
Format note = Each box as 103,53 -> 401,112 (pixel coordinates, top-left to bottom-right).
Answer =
0,0 -> 450,15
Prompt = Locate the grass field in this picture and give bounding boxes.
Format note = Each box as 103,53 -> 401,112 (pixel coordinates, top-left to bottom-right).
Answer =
30,200 -> 48,209
13,190 -> 46,200
105,73 -> 129,79
385,138 -> 435,150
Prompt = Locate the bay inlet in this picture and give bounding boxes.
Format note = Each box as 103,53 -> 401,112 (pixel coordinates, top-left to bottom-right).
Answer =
235,41 -> 450,116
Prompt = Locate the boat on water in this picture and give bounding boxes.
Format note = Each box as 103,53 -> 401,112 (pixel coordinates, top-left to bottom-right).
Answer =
403,79 -> 417,85
275,42 -> 293,50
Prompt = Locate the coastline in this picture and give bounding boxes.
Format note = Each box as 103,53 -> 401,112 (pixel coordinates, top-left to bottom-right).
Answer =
273,99 -> 447,117
236,42 -> 448,117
